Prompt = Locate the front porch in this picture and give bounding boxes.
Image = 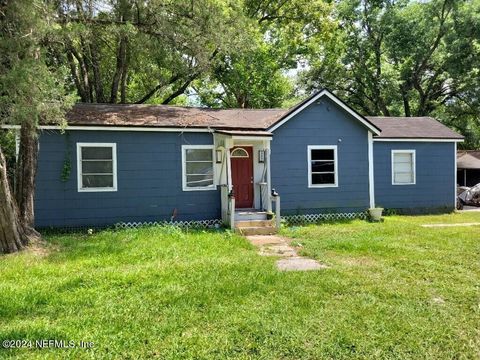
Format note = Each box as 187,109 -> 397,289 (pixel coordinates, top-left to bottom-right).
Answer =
213,130 -> 281,232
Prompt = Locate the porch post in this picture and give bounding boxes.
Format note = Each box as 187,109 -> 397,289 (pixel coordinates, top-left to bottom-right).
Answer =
265,141 -> 272,213
225,138 -> 233,191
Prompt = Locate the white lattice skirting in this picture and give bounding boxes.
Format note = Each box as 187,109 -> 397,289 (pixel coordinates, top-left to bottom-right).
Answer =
283,212 -> 367,225
115,219 -> 223,229
115,212 -> 367,230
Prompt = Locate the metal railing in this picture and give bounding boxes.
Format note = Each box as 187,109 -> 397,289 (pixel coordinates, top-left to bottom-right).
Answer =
258,182 -> 269,211
271,188 -> 281,230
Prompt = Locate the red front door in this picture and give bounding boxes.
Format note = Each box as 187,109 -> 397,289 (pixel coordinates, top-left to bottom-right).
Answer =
231,146 -> 254,208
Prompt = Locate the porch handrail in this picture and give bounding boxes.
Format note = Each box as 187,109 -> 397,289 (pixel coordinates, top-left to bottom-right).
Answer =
228,190 -> 235,230
258,182 -> 269,211
271,188 -> 281,230
221,184 -> 236,229
220,184 -> 229,224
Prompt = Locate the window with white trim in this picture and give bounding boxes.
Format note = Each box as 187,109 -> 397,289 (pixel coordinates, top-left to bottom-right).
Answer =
182,145 -> 215,191
308,145 -> 338,187
392,150 -> 415,185
77,143 -> 117,192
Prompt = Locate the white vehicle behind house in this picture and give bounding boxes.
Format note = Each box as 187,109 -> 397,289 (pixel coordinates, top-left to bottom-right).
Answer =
457,183 -> 480,209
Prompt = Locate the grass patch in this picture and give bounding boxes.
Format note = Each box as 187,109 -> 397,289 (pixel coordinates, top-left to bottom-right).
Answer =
1,214 -> 479,359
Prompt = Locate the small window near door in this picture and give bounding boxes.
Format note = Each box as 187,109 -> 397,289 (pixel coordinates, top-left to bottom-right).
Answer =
308,145 -> 338,188
231,148 -> 249,158
182,145 -> 215,191
77,143 -> 117,192
392,150 -> 416,185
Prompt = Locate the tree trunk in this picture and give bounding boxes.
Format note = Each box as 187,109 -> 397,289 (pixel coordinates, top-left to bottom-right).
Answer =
14,121 -> 39,235
402,92 -> 411,117
120,42 -> 129,104
0,146 -> 28,254
110,35 -> 128,103
161,75 -> 197,105
134,74 -> 181,104
90,41 -> 104,102
67,50 -> 88,102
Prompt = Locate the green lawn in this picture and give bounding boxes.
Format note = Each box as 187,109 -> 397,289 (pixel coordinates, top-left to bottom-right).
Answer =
1,213 -> 479,359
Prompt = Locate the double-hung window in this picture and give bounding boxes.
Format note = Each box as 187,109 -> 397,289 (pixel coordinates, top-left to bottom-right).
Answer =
77,143 -> 117,192
308,145 -> 338,188
182,145 -> 215,191
392,150 -> 416,185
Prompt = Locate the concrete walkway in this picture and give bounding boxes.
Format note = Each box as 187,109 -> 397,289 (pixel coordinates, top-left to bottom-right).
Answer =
246,235 -> 328,271
422,222 -> 480,228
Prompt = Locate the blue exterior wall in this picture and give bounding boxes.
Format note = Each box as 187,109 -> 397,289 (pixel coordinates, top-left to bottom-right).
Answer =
35,130 -> 220,227
270,97 -> 371,214
373,141 -> 455,212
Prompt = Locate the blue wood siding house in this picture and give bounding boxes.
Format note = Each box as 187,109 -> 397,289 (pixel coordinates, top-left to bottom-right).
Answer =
3,89 -> 463,228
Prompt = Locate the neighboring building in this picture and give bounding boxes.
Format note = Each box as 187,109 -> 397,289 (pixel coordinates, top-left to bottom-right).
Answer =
2,89 -> 464,228
457,150 -> 480,187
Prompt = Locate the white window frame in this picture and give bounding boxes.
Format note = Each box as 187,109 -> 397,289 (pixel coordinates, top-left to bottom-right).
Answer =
391,149 -> 416,185
307,145 -> 338,188
77,143 -> 117,192
182,145 -> 216,191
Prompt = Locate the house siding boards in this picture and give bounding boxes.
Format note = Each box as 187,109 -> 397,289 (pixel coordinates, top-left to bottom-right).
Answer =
27,91 -> 462,228
270,98 -> 370,214
373,141 -> 455,212
35,130 -> 220,227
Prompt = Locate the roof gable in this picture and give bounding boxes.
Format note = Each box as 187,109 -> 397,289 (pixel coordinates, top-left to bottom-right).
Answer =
267,89 -> 381,135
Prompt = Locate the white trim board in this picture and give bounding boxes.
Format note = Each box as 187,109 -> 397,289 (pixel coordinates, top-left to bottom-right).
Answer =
374,138 -> 463,143
454,142 -> 458,207
391,149 -> 416,186
181,145 -> 216,192
1,124 -> 212,133
230,135 -> 272,141
307,145 -> 339,188
268,89 -> 381,135
77,142 -> 118,192
368,132 -> 375,208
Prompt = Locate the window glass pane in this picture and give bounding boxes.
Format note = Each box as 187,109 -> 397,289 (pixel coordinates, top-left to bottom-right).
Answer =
394,172 -> 413,184
186,149 -> 212,162
186,162 -> 213,176
231,148 -> 249,158
394,162 -> 411,173
82,147 -> 113,160
311,161 -> 334,173
311,149 -> 334,161
186,175 -> 214,187
312,173 -> 335,184
184,148 -> 214,189
393,152 -> 414,184
82,175 -> 113,188
394,153 -> 412,164
82,160 -> 113,174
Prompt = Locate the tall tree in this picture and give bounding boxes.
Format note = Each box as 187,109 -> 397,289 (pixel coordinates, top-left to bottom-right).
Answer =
0,0 -> 74,253
52,0 -> 248,105
196,0 -> 334,108
302,0 -> 480,147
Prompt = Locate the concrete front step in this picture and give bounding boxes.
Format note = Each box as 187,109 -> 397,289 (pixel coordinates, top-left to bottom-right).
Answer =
235,211 -> 268,221
235,226 -> 277,236
235,220 -> 273,228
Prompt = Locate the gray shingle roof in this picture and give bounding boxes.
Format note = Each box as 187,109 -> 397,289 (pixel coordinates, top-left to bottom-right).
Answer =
63,103 -> 463,140
457,151 -> 480,169
367,116 -> 463,140
66,103 -> 285,130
